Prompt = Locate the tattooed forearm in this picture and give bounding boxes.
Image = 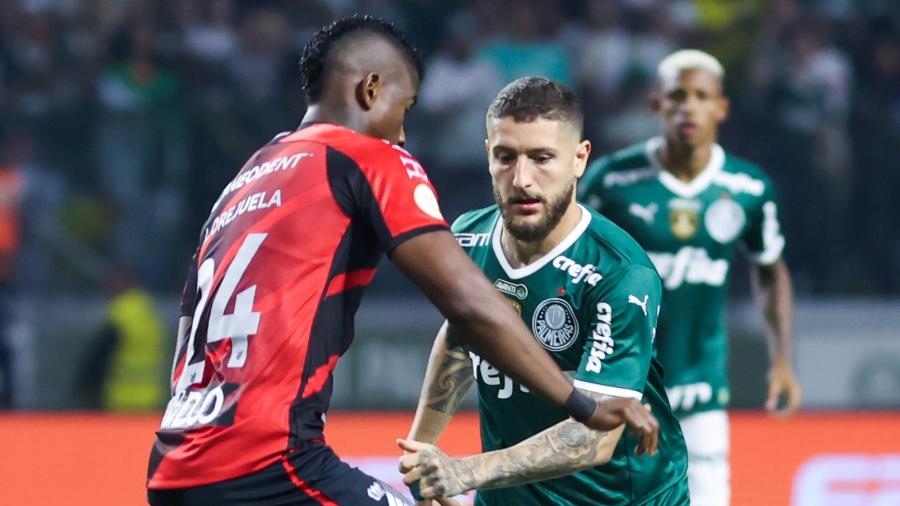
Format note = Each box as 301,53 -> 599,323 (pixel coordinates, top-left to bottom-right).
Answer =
425,345 -> 474,413
462,393 -> 620,490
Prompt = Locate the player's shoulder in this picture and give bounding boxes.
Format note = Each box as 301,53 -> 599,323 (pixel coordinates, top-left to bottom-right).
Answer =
451,205 -> 499,235
716,147 -> 777,197
592,141 -> 654,172
288,123 -> 416,167
582,140 -> 657,194
580,205 -> 657,275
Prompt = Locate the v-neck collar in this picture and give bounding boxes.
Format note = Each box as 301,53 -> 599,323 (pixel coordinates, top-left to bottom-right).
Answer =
646,136 -> 725,198
491,204 -> 591,280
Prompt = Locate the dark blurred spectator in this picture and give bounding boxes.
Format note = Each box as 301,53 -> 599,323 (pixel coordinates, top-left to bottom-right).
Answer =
848,23 -> 900,293
95,23 -> 187,290
574,1 -> 675,125
474,0 -> 571,85
417,12 -> 501,168
179,0 -> 238,65
0,0 -> 893,297
595,69 -> 659,152
228,9 -> 291,106
0,122 -> 24,409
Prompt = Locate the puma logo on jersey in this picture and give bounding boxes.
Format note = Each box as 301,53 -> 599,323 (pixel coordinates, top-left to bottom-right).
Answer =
628,203 -> 658,225
628,294 -> 649,315
648,246 -> 729,289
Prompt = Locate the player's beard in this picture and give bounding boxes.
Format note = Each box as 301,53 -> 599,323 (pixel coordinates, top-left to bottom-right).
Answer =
495,179 -> 575,243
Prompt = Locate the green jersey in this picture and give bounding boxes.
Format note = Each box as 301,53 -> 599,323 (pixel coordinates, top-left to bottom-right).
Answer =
453,204 -> 688,506
580,137 -> 786,416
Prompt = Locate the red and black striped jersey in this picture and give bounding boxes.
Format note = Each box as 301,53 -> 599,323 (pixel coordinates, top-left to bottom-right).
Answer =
147,123 -> 448,489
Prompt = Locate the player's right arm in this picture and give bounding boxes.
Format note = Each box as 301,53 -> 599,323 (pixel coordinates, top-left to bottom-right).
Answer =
392,233 -> 593,421
356,144 -> 607,428
170,251 -> 199,392
170,316 -> 192,392
407,321 -> 474,444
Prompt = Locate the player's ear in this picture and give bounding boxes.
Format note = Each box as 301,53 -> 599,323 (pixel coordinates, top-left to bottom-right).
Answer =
574,139 -> 591,178
649,90 -> 661,113
716,96 -> 730,123
355,72 -> 380,111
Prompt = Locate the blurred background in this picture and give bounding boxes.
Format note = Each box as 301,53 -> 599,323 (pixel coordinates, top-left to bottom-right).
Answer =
0,0 -> 898,504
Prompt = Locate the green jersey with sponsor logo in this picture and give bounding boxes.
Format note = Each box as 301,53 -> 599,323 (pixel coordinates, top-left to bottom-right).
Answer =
453,204 -> 688,506
579,137 -> 785,416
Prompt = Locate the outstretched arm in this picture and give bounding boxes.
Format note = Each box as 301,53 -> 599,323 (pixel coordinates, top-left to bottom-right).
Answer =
407,322 -> 474,444
398,391 -> 657,498
391,231 -> 607,429
750,258 -> 801,416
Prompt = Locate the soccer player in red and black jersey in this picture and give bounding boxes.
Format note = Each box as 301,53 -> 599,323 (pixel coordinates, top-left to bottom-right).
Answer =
147,16 -> 659,506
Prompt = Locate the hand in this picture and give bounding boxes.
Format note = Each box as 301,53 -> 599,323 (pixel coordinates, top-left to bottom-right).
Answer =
767,358 -> 802,417
398,438 -> 476,499
583,397 -> 659,456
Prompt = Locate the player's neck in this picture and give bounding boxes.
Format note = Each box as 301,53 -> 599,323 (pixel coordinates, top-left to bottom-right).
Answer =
659,139 -> 714,182
501,203 -> 582,268
300,104 -> 364,133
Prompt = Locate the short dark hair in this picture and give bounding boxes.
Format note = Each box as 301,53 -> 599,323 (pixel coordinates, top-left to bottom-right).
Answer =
299,15 -> 423,103
486,77 -> 583,135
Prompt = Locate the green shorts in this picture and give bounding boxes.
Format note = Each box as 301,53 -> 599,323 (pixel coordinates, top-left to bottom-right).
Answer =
640,477 -> 690,505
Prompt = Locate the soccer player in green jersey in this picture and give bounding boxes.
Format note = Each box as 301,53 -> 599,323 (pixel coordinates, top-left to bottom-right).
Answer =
579,50 -> 803,506
398,77 -> 689,506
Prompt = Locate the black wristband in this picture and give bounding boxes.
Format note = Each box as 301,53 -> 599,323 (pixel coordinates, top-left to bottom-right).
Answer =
564,388 -> 597,423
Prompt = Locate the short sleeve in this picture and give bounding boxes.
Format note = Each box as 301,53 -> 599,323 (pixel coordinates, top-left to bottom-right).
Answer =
741,179 -> 785,266
329,143 -> 449,254
574,265 -> 662,400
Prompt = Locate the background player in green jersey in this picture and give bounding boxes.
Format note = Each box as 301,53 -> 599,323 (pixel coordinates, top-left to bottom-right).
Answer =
399,77 -> 688,506
580,49 -> 803,506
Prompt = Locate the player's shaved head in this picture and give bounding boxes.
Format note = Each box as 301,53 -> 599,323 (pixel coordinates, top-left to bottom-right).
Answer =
300,15 -> 423,103
486,77 -> 583,138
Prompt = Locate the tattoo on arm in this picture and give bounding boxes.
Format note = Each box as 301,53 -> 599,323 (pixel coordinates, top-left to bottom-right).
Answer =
425,334 -> 474,414
467,392 -> 620,490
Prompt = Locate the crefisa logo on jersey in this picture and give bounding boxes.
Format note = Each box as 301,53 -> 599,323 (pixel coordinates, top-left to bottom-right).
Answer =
532,298 -> 578,351
705,195 -> 746,244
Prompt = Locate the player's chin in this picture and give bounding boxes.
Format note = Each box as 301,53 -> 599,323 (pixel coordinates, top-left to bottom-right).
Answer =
507,213 -> 544,231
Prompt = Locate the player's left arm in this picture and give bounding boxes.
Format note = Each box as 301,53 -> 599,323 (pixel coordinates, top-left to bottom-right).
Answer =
407,321 -> 474,445
170,252 -> 199,392
398,390 -> 656,497
741,180 -> 801,416
751,258 -> 801,416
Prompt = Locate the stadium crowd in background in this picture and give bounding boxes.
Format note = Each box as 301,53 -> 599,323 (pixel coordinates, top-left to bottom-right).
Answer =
0,0 -> 897,296
0,0 -> 898,412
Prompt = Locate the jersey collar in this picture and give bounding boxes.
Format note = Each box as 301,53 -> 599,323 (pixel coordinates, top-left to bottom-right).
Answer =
491,204 -> 592,280
646,136 -> 725,198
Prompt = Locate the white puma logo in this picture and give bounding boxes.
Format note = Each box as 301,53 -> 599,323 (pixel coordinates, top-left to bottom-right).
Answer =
628,294 -> 649,315
628,203 -> 658,225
